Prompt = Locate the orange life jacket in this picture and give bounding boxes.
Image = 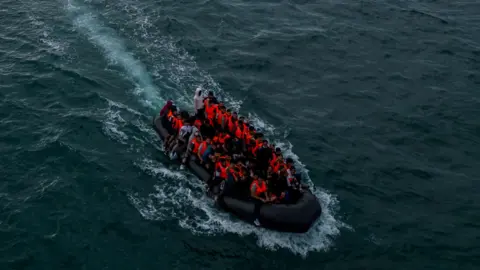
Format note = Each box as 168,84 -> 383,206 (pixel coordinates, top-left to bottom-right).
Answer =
198,141 -> 209,156
218,133 -> 230,144
194,119 -> 202,129
273,161 -> 287,173
192,138 -> 201,153
250,180 -> 267,197
216,163 -> 227,179
175,119 -> 183,131
206,104 -> 217,120
244,132 -> 252,143
235,127 -> 244,139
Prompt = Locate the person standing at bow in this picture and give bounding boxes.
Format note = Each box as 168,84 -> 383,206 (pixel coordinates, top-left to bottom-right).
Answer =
194,87 -> 204,120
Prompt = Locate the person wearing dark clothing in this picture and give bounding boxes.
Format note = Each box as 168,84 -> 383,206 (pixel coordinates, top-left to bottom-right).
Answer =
159,100 -> 173,117
200,119 -> 216,139
203,91 -> 219,105
255,140 -> 273,174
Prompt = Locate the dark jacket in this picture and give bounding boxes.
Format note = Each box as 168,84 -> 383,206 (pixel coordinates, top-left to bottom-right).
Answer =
200,123 -> 216,139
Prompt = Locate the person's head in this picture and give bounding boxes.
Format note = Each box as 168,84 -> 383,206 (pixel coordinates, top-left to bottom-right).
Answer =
220,158 -> 226,165
262,139 -> 269,147
195,132 -> 202,140
238,121 -> 244,129
239,116 -> 245,122
277,154 -> 284,162
252,173 -> 259,180
232,112 -> 238,118
275,147 -> 281,154
205,137 -> 211,144
203,119 -> 210,125
249,126 -> 254,132
195,87 -> 202,96
286,157 -> 294,165
208,91 -> 214,97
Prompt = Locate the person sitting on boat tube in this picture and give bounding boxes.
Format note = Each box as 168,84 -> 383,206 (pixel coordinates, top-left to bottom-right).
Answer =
168,119 -> 193,159
250,173 -> 271,203
163,107 -> 180,150
209,157 -> 228,191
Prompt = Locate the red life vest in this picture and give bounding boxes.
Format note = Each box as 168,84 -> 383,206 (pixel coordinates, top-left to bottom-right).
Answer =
198,141 -> 209,156
235,127 -> 244,139
192,138 -> 201,153
250,180 -> 267,197
194,119 -> 202,129
216,163 -> 227,179
273,161 -> 287,173
206,104 -> 217,120
175,119 -> 183,131
228,117 -> 237,133
218,133 -> 230,144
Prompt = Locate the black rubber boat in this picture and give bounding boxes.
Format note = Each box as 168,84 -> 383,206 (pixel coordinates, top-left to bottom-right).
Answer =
152,115 -> 322,233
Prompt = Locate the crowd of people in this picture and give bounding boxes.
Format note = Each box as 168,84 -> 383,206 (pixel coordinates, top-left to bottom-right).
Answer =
158,88 -> 304,204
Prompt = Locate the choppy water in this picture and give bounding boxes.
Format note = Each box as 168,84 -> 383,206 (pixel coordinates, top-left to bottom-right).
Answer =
1,0 -> 479,269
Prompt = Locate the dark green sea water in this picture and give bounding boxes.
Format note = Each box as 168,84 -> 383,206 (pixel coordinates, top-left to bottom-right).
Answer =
1,0 -> 479,269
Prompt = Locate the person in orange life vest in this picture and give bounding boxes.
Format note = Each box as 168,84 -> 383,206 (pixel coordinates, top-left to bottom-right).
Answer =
245,138 -> 257,160
227,112 -> 238,134
216,105 -> 227,130
235,120 -> 245,140
216,131 -> 230,144
243,124 -> 253,144
272,154 -> 287,173
271,147 -> 282,163
250,173 -> 271,202
164,109 -> 181,149
223,110 -> 232,131
208,157 -> 228,191
190,133 -> 203,154
194,119 -> 202,130
168,120 -> 192,154
163,106 -> 177,139
205,98 -> 218,124
197,137 -> 212,163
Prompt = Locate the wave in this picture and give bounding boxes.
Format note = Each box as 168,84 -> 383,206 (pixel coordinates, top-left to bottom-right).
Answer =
65,0 -> 163,109
64,0 -> 350,257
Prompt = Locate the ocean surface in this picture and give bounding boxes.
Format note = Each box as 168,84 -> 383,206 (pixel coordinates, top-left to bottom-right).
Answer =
1,0 -> 479,269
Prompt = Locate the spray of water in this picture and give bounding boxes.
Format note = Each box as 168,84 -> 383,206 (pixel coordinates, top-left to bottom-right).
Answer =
65,0 -> 163,109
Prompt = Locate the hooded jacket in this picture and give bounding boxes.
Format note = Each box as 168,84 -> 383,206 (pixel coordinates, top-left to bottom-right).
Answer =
194,87 -> 204,111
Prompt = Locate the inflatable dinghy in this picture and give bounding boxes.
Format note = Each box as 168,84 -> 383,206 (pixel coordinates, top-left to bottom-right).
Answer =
152,115 -> 322,233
